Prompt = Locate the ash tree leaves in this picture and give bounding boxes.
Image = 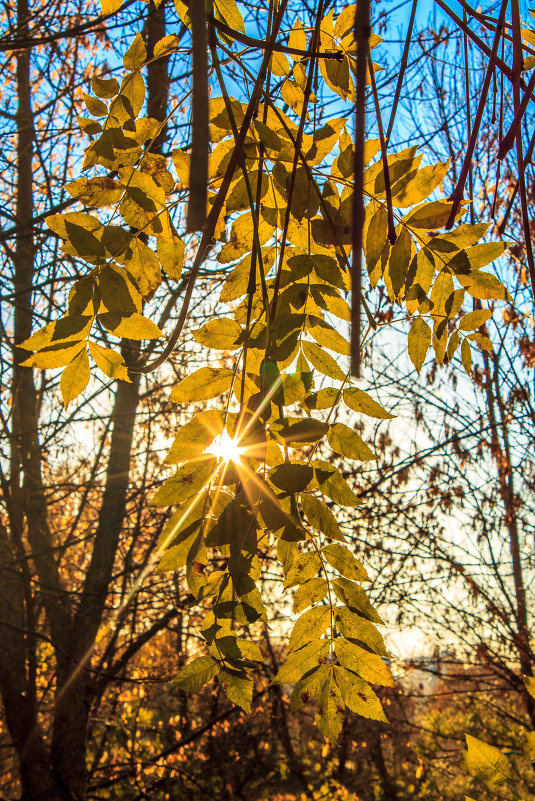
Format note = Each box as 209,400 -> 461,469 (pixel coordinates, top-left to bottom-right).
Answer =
463,734 -> 512,790
21,0 -> 513,740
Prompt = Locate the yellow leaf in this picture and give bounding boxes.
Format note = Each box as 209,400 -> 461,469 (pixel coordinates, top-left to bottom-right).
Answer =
343,388 -> 395,419
165,410 -> 226,464
336,638 -> 394,687
302,341 -> 346,381
91,75 -> 119,98
214,0 -> 245,34
170,367 -> 234,403
316,669 -> 344,743
408,317 -> 431,373
281,77 -> 306,114
21,341 -> 86,370
83,93 -> 107,117
98,312 -> 163,339
88,341 -> 130,381
327,423 -> 376,461
118,72 -> 145,119
157,232 -> 184,280
101,0 -> 122,14
60,348 -> 90,407
336,665 -> 388,722
269,51 -> 290,77
392,160 -> 450,208
464,734 -> 511,789
153,34 -> 180,58
192,318 -> 242,350
20,315 -> 93,352
122,238 -> 161,296
66,177 -> 124,208
461,337 -> 472,375
123,32 -> 147,71
288,18 -> 306,52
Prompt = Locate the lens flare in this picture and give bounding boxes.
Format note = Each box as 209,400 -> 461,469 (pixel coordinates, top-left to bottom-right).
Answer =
209,429 -> 244,463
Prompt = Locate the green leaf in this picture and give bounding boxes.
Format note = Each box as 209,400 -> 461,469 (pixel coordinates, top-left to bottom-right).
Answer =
322,543 -> 370,582
98,312 -> 163,339
272,638 -> 329,685
174,655 -> 219,692
336,666 -> 387,721
343,388 -> 395,419
123,32 -> 147,71
332,577 -> 384,623
60,347 -> 90,407
192,318 -> 242,350
283,550 -> 322,589
464,734 -> 511,789
316,668 -> 344,743
313,460 -> 362,507
328,423 -> 377,462
170,367 -> 234,403
301,493 -> 345,542
288,606 -> 331,653
293,577 -> 329,614
335,638 -> 393,687
303,341 -> 346,381
408,317 -> 431,373
165,410 -> 225,464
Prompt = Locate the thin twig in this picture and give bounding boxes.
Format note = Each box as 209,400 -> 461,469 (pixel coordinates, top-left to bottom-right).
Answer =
351,0 -> 371,379
445,0 -> 508,229
186,0 -> 209,233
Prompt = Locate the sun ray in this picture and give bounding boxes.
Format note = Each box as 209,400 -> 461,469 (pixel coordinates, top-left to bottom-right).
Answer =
209,429 -> 245,463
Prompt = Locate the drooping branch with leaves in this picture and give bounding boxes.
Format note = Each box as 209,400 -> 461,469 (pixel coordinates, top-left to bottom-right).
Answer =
17,0 -> 514,744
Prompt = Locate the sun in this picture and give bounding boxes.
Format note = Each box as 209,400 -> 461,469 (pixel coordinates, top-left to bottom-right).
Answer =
209,430 -> 245,463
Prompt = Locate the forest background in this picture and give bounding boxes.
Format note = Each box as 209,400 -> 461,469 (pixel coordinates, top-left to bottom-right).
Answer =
1,0 -> 534,799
